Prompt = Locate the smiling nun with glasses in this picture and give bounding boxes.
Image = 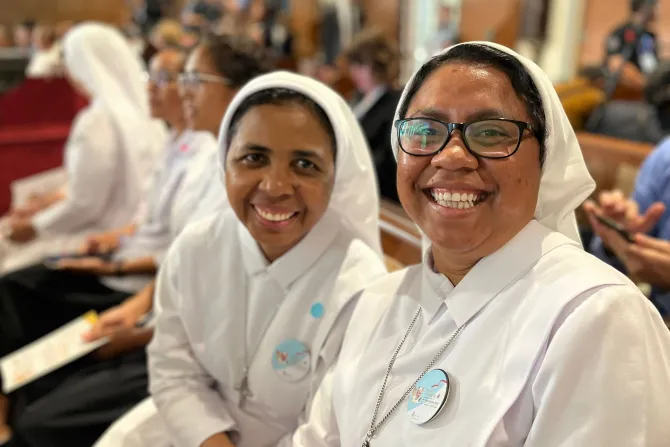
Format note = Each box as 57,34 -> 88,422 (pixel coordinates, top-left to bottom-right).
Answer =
289,42 -> 670,447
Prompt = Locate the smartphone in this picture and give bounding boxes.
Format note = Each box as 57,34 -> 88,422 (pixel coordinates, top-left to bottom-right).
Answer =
594,214 -> 635,243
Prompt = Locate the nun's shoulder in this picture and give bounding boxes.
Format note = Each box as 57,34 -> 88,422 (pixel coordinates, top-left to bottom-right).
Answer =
70,102 -> 114,135
331,234 -> 387,275
169,208 -> 237,257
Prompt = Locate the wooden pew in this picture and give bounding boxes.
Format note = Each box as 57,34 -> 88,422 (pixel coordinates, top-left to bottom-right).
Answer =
379,199 -> 422,266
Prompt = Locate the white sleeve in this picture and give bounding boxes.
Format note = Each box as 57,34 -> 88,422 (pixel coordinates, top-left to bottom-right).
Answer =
148,244 -> 237,447
32,111 -> 117,235
282,365 -> 340,447
526,286 -> 670,446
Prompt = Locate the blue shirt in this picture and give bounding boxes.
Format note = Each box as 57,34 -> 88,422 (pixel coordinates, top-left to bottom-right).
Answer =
590,137 -> 670,313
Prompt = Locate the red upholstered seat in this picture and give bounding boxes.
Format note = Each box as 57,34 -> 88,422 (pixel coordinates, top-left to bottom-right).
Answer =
0,78 -> 87,214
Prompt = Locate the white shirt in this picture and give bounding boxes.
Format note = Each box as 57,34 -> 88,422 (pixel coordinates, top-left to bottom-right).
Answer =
170,132 -> 228,238
101,130 -> 203,293
148,208 -> 387,447
292,220 -> 670,447
32,102 -> 141,235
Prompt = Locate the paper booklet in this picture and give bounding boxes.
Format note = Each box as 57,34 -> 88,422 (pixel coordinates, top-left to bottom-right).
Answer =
0,311 -> 108,394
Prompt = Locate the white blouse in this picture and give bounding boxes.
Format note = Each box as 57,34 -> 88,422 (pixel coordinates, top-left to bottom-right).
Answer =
101,130 -> 205,293
149,208 -> 387,447
291,220 -> 670,447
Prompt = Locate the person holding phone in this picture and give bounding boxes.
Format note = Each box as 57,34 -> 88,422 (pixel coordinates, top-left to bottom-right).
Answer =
584,179 -> 670,313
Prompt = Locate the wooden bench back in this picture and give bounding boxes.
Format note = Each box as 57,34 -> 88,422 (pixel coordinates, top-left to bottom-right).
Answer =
379,199 -> 422,266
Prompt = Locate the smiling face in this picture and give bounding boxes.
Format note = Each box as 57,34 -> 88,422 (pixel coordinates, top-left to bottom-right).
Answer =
180,45 -> 236,133
397,62 -> 542,272
225,103 -> 336,262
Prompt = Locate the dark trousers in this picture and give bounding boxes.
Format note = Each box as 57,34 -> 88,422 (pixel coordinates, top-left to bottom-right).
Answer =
7,349 -> 149,447
0,263 -> 138,447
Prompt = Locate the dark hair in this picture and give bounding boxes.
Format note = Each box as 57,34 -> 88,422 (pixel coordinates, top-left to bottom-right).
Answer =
397,43 -> 547,166
226,88 -> 337,158
631,0 -> 654,13
19,20 -> 36,31
201,34 -> 273,88
345,29 -> 400,84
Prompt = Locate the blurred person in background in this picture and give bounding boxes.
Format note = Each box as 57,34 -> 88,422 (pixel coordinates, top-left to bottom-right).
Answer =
25,24 -> 62,78
0,47 -> 189,447
587,61 -> 670,144
604,0 -> 659,90
345,29 -> 401,202
13,20 -> 35,49
0,23 -> 166,273
434,4 -> 459,52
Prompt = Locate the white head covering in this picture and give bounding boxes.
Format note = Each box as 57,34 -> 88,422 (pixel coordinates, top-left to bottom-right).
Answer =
392,41 -> 595,244
63,22 -> 165,197
217,71 -> 382,255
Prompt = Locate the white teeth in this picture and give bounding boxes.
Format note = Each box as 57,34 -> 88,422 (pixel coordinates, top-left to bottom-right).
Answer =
255,208 -> 295,222
430,190 -> 483,209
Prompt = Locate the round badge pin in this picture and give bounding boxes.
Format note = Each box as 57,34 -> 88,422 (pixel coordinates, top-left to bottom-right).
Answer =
407,369 -> 450,425
271,339 -> 311,382
310,302 -> 325,319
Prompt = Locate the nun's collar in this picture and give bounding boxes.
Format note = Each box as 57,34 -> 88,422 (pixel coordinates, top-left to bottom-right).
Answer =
238,209 -> 341,290
418,220 -> 576,327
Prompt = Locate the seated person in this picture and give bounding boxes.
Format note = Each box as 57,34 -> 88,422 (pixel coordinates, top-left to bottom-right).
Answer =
604,0 -> 659,89
345,29 -> 402,203
95,71 -> 386,447
291,41 -> 670,447
0,35 -> 270,447
25,23 -> 61,78
1,23 -> 166,273
584,145 -> 670,313
586,62 -> 670,144
12,20 -> 34,50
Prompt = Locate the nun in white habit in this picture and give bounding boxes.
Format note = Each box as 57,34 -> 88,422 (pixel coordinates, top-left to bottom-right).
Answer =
145,71 -> 386,447
290,42 -> 670,447
1,22 -> 166,273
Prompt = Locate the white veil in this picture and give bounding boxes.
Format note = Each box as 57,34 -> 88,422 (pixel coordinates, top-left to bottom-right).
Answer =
63,22 -> 166,198
217,71 -> 383,255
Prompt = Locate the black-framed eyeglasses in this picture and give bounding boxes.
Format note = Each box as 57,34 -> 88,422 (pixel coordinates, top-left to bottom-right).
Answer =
177,72 -> 232,91
394,117 -> 535,159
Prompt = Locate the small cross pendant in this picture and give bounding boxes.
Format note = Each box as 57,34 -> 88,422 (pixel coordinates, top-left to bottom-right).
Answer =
235,375 -> 252,408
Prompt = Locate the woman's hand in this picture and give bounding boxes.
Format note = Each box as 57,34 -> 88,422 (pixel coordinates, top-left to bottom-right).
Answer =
80,231 -> 123,255
583,190 -> 665,236
53,257 -> 118,275
7,217 -> 37,243
625,234 -> 670,290
82,301 -> 146,343
200,433 -> 235,447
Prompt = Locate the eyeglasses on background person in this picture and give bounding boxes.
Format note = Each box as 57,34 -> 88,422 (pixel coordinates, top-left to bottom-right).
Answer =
177,71 -> 231,91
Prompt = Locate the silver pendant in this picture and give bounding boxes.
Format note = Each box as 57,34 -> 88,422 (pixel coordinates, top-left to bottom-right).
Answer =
235,373 -> 252,408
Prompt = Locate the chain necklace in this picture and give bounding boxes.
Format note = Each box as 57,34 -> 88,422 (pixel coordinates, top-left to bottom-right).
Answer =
362,308 -> 465,447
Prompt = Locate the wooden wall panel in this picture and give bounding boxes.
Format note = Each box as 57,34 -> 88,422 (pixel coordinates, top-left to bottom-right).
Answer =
0,0 -> 130,26
362,0 -> 401,43
460,0 -> 522,48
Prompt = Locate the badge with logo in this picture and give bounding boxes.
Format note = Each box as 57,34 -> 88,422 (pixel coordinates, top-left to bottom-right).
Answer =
407,369 -> 451,425
271,339 -> 311,382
